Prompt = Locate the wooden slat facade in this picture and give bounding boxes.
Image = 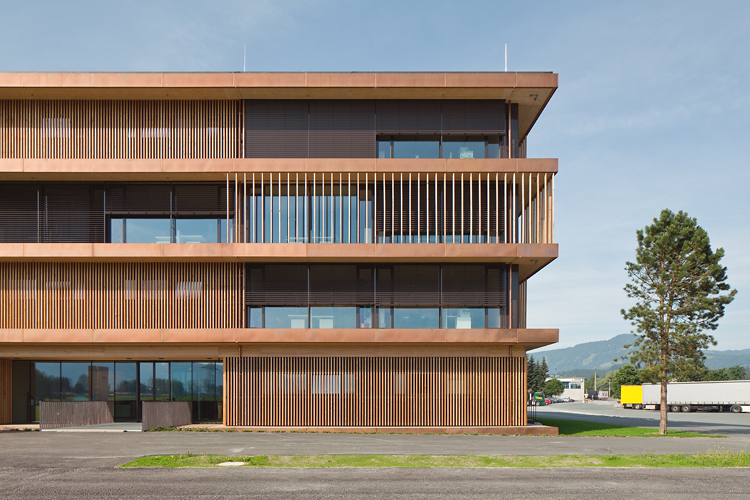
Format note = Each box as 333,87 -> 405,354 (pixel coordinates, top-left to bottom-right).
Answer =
0,359 -> 10,424
224,356 -> 526,427
0,262 -> 243,329
0,100 -> 242,158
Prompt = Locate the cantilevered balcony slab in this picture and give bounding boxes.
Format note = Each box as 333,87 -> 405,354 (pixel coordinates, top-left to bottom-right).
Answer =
0,72 -> 557,138
0,243 -> 557,280
0,158 -> 557,181
0,327 -> 558,358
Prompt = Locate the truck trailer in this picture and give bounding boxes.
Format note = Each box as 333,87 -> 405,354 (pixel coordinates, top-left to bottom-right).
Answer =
621,380 -> 750,413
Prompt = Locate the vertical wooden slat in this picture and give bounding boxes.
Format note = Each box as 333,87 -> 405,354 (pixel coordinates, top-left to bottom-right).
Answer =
224,355 -> 524,427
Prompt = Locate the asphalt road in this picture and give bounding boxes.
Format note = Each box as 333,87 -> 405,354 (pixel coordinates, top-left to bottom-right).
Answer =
0,403 -> 748,498
2,431 -> 750,469
1,467 -> 749,499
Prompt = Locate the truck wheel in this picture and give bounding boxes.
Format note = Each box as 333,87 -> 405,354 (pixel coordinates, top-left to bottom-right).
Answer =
730,405 -> 742,413
634,404 -> 642,410
670,405 -> 681,413
681,405 -> 692,413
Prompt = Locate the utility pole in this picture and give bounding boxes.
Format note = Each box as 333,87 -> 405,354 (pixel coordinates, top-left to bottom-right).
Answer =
594,372 -> 597,391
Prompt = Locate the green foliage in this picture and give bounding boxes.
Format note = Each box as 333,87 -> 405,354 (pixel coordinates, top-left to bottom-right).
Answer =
539,357 -> 549,380
526,356 -> 549,393
621,209 -> 736,433
543,378 -> 565,396
704,365 -> 748,381
611,365 -> 641,398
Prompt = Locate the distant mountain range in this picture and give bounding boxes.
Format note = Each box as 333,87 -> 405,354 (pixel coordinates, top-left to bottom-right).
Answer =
531,334 -> 750,378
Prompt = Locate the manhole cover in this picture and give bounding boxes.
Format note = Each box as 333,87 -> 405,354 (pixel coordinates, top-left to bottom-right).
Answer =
217,462 -> 246,467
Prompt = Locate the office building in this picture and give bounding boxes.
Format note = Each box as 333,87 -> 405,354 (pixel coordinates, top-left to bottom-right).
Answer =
0,72 -> 558,432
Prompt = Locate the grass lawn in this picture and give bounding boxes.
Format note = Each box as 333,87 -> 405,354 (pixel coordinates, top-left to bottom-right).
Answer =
535,418 -> 726,438
121,451 -> 750,468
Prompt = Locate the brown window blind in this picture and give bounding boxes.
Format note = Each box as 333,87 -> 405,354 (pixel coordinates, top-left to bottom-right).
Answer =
107,184 -> 173,215
308,264 -> 374,305
173,184 -> 231,215
44,184 -> 101,243
392,264 -> 440,307
0,184 -> 38,243
309,100 -> 375,158
246,264 -> 308,306
441,265 -> 486,307
376,100 -> 441,134
245,100 -> 308,158
442,100 -> 505,135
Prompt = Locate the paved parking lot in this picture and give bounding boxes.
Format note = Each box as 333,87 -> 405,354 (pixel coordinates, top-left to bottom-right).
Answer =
1,404 -> 747,498
535,400 -> 750,437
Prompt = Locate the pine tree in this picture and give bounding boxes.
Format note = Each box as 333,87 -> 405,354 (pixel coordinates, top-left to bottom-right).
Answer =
622,209 -> 736,434
540,357 -> 549,382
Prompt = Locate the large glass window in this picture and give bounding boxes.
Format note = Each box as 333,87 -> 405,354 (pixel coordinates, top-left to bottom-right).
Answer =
171,362 -> 192,402
14,361 -> 223,424
442,138 -> 485,159
61,362 -> 90,401
175,219 -> 218,243
111,218 -> 170,243
264,307 -> 309,329
114,362 -> 137,421
442,308 -> 484,329
245,264 -> 515,330
391,136 -> 440,159
378,135 -> 502,159
91,362 -> 113,402
35,363 -> 60,404
393,308 -> 439,329
310,306 -> 356,329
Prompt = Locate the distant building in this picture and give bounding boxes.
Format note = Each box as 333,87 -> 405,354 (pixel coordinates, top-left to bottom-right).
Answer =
547,377 -> 585,401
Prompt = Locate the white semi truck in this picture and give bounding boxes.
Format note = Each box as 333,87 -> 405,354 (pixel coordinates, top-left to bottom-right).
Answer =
621,380 -> 750,413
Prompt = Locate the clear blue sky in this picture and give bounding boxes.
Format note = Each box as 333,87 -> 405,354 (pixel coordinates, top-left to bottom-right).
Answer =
2,0 -> 748,350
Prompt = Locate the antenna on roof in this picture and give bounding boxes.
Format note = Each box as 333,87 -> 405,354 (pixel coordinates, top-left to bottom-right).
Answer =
244,44 -> 246,72
505,44 -> 508,72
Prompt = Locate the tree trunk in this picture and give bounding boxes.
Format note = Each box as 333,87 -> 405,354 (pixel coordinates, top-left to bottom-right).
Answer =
659,375 -> 668,435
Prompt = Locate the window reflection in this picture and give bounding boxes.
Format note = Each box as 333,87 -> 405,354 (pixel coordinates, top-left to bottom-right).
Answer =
442,308 -> 484,329
392,137 -> 440,159
171,362 -> 192,402
310,306 -> 356,329
61,362 -> 90,401
393,308 -> 439,329
176,219 -> 218,243
18,361 -> 223,424
265,307 -> 308,328
442,140 -> 485,159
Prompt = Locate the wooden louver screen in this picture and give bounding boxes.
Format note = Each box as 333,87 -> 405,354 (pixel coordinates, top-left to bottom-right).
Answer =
224,356 -> 527,427
0,262 -> 243,329
0,100 -> 242,159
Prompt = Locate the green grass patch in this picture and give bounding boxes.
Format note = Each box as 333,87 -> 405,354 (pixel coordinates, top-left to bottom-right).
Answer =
535,418 -> 726,438
121,450 -> 750,468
